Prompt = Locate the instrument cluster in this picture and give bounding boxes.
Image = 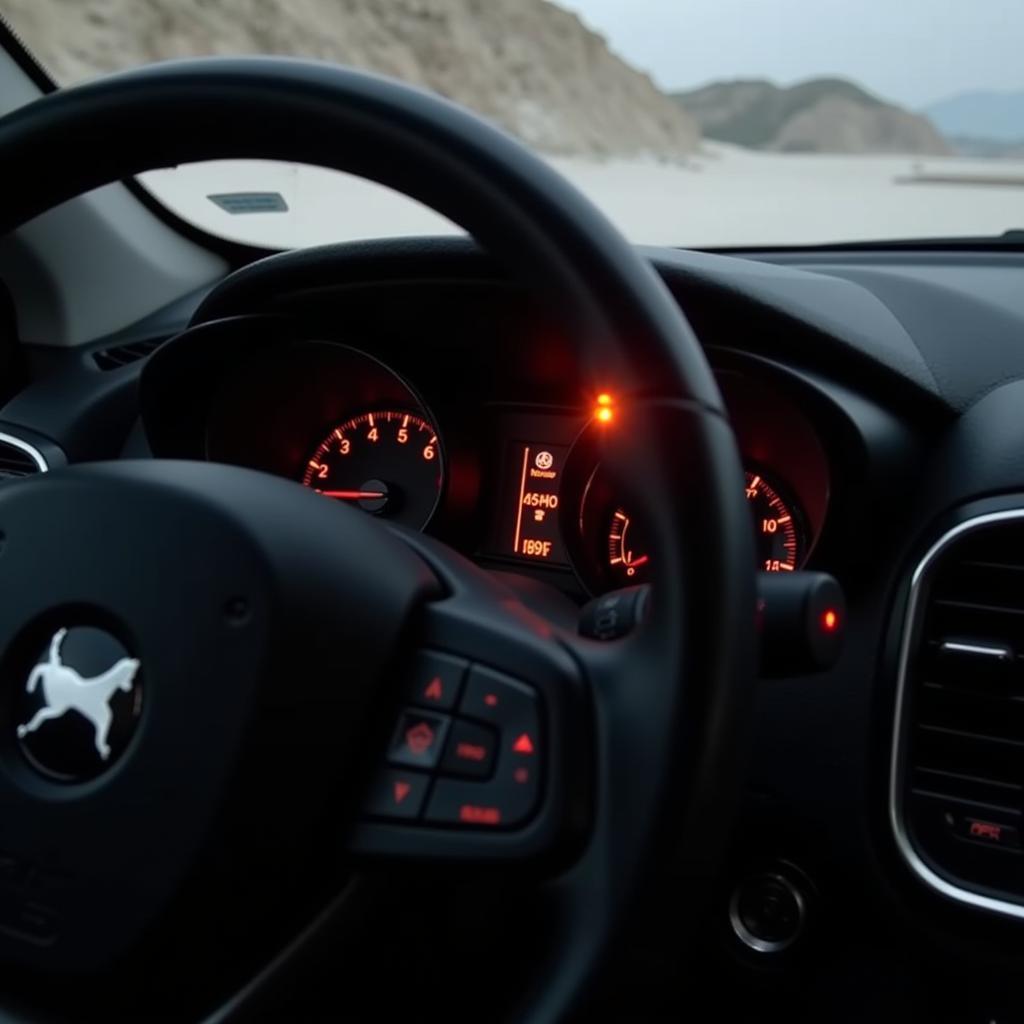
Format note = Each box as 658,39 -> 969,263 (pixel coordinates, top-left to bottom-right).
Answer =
193,337 -> 831,597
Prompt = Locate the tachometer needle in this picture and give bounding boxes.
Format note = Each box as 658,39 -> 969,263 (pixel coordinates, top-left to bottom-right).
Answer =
318,489 -> 387,500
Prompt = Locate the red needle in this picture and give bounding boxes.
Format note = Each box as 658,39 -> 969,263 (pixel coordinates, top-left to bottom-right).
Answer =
628,555 -> 650,568
318,489 -> 387,500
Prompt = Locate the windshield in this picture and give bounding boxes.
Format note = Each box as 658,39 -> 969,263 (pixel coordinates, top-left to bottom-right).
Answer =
2,0 -> 1022,249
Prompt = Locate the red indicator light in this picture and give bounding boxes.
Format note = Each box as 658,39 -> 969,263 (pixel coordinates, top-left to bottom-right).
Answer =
423,676 -> 444,702
459,804 -> 501,825
404,722 -> 436,756
512,733 -> 535,755
484,693 -> 499,708
455,742 -> 488,763
513,767 -> 530,784
821,609 -> 840,633
970,821 -> 1002,841
392,780 -> 412,805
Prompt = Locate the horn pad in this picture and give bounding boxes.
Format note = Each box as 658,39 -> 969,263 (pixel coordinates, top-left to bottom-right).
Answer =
0,461 -> 436,972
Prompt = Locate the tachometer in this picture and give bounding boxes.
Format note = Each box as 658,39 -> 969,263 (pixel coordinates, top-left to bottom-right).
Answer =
301,410 -> 442,529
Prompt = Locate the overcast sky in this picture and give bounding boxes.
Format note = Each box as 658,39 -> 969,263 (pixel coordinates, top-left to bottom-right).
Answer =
556,0 -> 1024,109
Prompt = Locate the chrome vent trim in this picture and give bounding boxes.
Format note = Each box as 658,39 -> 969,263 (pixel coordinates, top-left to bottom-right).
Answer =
890,507 -> 1024,921
0,431 -> 47,475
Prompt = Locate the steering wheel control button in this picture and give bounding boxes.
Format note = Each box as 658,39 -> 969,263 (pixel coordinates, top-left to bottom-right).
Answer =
461,666 -> 539,731
406,650 -> 467,711
425,764 -> 541,828
425,781 -> 504,827
729,871 -> 808,954
388,709 -> 450,769
364,770 -> 430,821
13,626 -> 142,781
440,720 -> 498,779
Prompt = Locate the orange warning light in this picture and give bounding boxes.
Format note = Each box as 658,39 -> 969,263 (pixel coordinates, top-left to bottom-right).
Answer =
594,392 -> 615,422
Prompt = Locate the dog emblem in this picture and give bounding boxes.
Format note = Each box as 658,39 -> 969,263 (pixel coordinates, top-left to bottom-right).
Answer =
17,628 -> 140,761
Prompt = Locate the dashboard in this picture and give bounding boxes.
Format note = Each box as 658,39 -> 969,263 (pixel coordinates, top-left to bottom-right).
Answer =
6,235 -> 1024,1021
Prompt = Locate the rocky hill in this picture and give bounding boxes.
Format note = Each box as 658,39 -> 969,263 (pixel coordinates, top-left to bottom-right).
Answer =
0,0 -> 700,160
675,77 -> 950,155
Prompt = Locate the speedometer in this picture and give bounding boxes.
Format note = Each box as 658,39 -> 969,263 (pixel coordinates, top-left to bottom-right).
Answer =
301,410 -> 443,529
745,469 -> 803,573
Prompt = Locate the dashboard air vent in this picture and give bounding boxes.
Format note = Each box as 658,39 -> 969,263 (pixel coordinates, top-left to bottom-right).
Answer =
894,511 -> 1024,915
92,337 -> 164,371
0,434 -> 46,479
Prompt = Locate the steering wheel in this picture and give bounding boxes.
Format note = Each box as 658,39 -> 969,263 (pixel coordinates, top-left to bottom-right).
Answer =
0,59 -> 755,1021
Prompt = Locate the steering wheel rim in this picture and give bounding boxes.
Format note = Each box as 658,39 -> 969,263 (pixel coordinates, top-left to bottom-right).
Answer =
0,58 -> 755,1021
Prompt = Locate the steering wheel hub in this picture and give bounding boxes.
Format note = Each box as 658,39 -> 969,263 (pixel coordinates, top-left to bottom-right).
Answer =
0,459 -> 435,973
13,624 -> 142,781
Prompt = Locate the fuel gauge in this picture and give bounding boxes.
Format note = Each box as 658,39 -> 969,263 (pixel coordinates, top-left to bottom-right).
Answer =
607,507 -> 651,584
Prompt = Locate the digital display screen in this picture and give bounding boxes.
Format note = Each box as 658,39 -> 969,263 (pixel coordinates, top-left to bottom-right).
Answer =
496,440 -> 570,565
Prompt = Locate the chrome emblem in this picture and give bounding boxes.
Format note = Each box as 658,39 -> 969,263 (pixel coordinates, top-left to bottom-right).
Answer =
17,628 -> 140,761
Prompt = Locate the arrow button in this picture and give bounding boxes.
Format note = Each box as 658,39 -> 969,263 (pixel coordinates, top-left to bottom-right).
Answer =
363,769 -> 430,821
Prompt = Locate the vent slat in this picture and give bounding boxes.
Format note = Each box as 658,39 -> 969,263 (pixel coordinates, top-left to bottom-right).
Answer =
918,723 -> 1024,749
914,766 -> 1023,793
932,598 -> 1024,618
911,788 -> 1023,818
93,337 -> 164,371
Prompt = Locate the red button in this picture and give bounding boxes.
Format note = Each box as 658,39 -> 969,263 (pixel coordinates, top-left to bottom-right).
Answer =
363,769 -> 430,820
407,651 -> 468,710
512,733 -> 535,755
459,804 -> 501,826
440,720 -> 497,779
388,710 -> 450,769
405,722 -> 435,756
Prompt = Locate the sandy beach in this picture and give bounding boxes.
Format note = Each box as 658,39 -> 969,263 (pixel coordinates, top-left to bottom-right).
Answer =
140,143 -> 1024,250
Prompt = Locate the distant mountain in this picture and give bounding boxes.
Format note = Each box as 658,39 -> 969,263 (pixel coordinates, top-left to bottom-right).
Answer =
924,91 -> 1024,143
674,77 -> 950,155
945,136 -> 1024,160
0,0 -> 699,160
